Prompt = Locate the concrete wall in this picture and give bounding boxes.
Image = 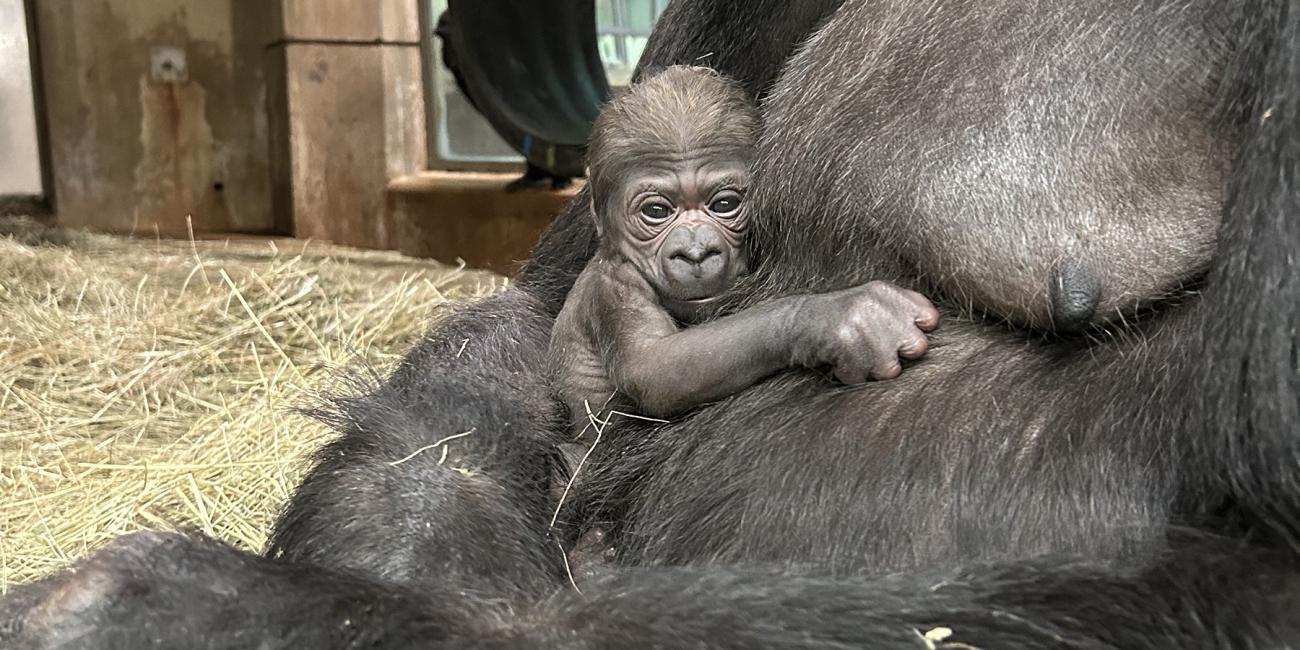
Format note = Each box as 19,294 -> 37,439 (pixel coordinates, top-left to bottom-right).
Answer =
389,172 -> 578,274
0,0 -> 43,196
33,0 -> 426,244
264,0 -> 426,250
35,0 -> 274,234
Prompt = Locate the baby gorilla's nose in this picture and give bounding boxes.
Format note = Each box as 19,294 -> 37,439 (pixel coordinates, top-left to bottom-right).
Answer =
1050,259 -> 1102,333
671,243 -> 722,267
658,222 -> 737,300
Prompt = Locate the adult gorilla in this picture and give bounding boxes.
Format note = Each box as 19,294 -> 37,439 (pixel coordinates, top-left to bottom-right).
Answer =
4,0 -> 1299,647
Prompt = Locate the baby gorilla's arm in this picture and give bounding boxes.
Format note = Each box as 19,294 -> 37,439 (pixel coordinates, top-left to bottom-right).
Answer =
603,280 -> 940,418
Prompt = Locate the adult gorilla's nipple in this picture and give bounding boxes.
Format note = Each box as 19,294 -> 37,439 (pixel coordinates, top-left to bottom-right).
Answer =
1050,259 -> 1102,333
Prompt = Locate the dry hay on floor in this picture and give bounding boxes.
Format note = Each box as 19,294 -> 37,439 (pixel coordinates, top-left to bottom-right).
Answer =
0,218 -> 504,591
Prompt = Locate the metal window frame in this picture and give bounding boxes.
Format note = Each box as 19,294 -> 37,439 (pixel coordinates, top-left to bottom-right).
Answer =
417,0 -> 524,174
603,0 -> 660,62
1,0 -> 53,215
415,0 -> 669,174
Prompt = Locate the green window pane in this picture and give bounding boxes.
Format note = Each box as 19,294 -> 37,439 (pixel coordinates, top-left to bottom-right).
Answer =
624,0 -> 656,32
596,0 -> 616,29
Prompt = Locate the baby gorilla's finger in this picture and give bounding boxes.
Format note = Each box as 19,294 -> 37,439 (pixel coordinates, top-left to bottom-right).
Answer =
897,331 -> 929,360
833,364 -> 870,385
864,338 -> 904,380
831,349 -> 872,385
915,305 -> 941,331
895,290 -> 941,331
870,358 -> 903,380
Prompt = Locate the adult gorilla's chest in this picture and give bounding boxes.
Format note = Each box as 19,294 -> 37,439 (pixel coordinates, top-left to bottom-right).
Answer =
751,0 -> 1238,331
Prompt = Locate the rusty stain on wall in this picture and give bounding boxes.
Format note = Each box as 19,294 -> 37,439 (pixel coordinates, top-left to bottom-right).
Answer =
134,77 -> 218,229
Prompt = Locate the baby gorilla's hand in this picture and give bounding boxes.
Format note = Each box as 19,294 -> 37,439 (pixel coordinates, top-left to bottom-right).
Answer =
794,281 -> 940,384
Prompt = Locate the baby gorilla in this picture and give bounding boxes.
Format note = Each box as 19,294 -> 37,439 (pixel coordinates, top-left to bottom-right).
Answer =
550,65 -> 939,424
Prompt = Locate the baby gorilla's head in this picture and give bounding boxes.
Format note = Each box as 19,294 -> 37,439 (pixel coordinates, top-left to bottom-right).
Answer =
587,66 -> 759,315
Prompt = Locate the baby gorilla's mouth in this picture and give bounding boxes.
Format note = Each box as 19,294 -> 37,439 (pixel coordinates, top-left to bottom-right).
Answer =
664,283 -> 727,302
669,289 -> 722,302
659,294 -> 724,324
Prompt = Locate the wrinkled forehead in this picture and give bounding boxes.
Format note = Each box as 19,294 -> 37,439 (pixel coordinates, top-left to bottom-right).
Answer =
619,155 -> 752,193
589,94 -> 757,209
628,136 -> 755,170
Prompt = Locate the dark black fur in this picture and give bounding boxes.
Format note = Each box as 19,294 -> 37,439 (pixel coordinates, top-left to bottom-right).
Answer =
3,1 -> 1299,647
265,290 -> 570,600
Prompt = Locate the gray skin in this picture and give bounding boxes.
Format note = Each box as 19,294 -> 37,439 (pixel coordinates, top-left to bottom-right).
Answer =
549,86 -> 939,421
565,527 -> 617,586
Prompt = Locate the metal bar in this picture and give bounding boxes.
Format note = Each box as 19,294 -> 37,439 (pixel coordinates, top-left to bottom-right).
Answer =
21,0 -> 52,212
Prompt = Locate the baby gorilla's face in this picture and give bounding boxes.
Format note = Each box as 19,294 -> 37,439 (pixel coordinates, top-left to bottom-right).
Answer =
616,156 -> 751,312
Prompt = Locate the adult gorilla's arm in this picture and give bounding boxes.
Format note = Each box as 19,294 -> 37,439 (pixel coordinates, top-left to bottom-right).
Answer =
632,0 -> 847,99
1184,0 -> 1300,535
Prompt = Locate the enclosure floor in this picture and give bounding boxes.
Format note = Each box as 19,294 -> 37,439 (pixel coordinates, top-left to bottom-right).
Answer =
0,218 -> 502,590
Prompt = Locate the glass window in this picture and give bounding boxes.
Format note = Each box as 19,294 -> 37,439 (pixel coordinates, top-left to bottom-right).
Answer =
425,0 -> 522,167
422,0 -> 669,168
595,0 -> 668,87
0,0 -> 43,195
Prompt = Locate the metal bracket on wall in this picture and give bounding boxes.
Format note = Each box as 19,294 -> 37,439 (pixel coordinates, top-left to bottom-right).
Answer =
150,46 -> 188,83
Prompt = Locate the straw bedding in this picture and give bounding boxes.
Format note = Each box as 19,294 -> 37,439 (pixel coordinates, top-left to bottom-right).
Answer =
0,218 -> 503,590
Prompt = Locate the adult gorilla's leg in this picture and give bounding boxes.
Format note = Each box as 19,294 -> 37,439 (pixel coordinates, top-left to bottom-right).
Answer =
6,533 -> 1297,648
525,540 -> 1300,648
582,315 -> 1198,572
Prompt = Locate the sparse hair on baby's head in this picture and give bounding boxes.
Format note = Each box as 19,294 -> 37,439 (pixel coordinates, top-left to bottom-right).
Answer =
586,65 -> 759,218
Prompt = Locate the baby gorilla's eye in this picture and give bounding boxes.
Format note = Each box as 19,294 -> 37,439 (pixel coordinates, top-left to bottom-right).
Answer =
709,194 -> 742,216
640,202 -> 673,221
